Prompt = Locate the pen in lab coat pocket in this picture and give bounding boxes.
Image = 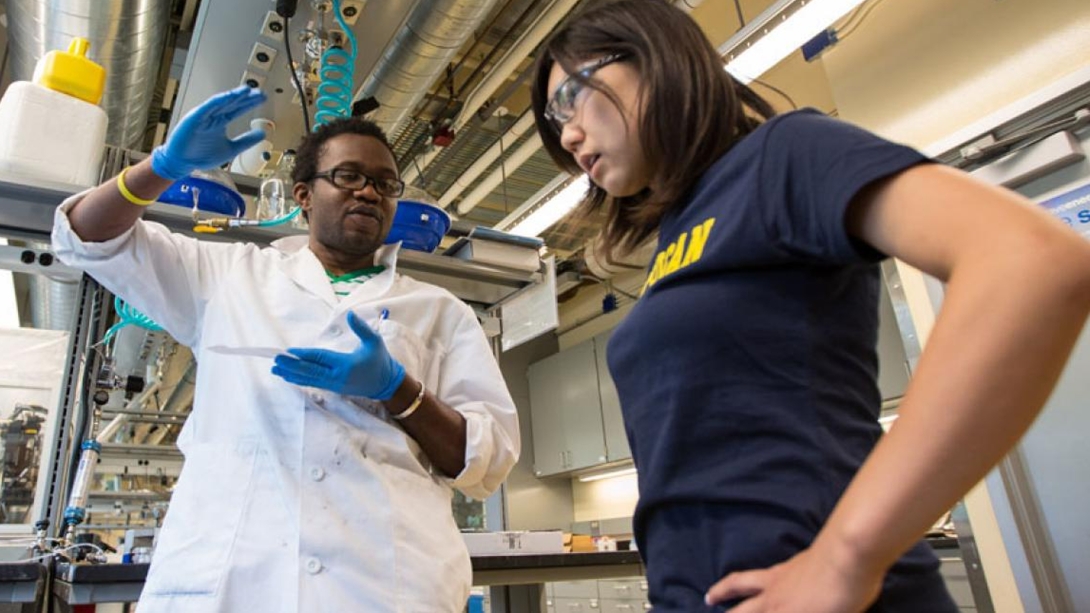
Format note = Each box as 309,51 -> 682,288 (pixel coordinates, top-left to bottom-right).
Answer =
372,308 -> 389,331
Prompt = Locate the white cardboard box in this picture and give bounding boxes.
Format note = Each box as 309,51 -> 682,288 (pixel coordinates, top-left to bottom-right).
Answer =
462,530 -> 565,556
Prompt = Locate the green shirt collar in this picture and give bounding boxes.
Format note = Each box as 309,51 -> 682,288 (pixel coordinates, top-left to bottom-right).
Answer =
325,265 -> 386,283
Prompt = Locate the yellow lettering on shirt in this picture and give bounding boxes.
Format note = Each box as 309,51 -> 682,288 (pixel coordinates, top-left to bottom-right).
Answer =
665,232 -> 688,275
643,251 -> 668,293
642,217 -> 716,293
682,218 -> 715,267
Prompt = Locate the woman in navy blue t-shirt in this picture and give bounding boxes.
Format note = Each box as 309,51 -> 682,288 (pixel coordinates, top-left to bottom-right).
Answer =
529,1 -> 1090,611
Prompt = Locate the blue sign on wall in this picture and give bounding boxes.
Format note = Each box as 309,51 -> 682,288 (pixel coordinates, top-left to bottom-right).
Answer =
1041,182 -> 1090,241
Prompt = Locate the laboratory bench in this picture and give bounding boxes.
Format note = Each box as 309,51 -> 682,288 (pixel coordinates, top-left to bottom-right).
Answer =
473,551 -> 644,586
41,552 -> 645,609
513,538 -> 977,613
0,561 -> 45,613
478,552 -> 645,613
37,542 -> 978,612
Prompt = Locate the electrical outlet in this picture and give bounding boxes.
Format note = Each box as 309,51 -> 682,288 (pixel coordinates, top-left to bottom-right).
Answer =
240,71 -> 266,90
338,0 -> 365,26
260,10 -> 285,42
247,42 -> 278,71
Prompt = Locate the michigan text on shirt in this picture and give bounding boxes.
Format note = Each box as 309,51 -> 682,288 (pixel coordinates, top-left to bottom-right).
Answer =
642,217 -> 716,294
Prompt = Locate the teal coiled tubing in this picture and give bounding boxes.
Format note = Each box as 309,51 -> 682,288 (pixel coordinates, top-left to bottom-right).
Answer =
313,0 -> 358,128
102,296 -> 162,345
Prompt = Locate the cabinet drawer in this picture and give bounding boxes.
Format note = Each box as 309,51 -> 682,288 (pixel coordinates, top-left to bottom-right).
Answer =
599,600 -> 651,613
553,580 -> 600,599
597,578 -> 648,601
553,597 -> 599,611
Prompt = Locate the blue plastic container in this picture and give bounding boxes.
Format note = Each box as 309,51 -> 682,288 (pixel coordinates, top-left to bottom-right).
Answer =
158,176 -> 245,217
385,199 -> 450,252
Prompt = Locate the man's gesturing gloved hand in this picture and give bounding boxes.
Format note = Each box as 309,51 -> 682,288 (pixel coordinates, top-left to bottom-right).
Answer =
150,86 -> 268,180
272,312 -> 407,401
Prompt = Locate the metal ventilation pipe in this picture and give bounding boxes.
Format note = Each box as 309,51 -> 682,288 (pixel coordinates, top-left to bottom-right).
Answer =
357,0 -> 500,137
402,0 -> 582,185
6,0 -> 171,149
25,275 -> 79,331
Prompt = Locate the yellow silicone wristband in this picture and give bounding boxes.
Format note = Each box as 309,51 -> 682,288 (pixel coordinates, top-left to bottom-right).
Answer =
116,167 -> 156,206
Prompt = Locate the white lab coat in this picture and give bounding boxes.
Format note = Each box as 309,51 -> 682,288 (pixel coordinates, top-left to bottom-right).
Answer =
52,194 -> 520,613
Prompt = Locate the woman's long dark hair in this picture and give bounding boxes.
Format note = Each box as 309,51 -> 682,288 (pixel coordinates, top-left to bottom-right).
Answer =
532,0 -> 775,254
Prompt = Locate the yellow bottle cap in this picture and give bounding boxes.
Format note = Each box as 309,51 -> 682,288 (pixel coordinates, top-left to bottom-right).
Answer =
33,38 -> 106,105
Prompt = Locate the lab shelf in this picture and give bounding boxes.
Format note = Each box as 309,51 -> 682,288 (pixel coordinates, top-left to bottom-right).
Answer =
97,444 -> 182,461
0,174 -> 542,308
86,490 -> 171,502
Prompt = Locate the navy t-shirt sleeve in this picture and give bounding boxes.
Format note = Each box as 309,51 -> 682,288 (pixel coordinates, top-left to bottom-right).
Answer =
757,110 -> 930,264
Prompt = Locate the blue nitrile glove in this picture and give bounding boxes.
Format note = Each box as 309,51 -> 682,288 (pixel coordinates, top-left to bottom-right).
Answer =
272,312 -> 407,400
150,86 -> 268,180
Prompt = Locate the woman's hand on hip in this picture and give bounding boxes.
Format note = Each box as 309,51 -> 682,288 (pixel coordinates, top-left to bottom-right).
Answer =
704,544 -> 883,613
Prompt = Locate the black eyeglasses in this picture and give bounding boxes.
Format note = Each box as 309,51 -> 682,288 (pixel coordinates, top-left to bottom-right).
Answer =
312,167 -> 405,198
544,54 -> 627,126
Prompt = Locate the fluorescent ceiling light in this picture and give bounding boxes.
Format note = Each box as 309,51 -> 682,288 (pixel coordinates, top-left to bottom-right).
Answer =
577,466 -> 637,483
721,0 -> 866,83
503,174 -> 590,238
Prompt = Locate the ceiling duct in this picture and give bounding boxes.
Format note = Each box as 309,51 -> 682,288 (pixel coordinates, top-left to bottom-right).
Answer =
357,0 -> 500,138
402,0 -> 582,184
25,275 -> 79,332
6,0 -> 171,149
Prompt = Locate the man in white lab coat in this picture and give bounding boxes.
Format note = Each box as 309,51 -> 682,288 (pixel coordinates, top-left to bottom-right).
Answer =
51,86 -> 520,612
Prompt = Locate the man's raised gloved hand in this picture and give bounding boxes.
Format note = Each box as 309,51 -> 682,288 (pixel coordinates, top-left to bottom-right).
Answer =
150,86 -> 268,181
272,312 -> 407,401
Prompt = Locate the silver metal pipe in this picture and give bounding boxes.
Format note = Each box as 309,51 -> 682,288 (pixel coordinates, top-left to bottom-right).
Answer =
26,275 -> 79,331
357,0 -> 500,137
402,0 -> 581,184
